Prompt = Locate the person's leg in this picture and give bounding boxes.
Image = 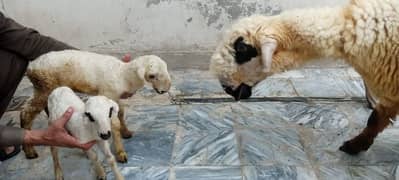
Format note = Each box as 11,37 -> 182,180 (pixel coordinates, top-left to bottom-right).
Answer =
0,49 -> 28,161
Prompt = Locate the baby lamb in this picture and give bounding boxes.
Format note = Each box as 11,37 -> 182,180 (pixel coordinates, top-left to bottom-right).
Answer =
48,87 -> 123,180
22,50 -> 171,162
210,0 -> 399,155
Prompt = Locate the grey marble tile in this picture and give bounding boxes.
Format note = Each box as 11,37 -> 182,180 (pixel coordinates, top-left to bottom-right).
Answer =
173,70 -> 224,96
252,78 -> 298,97
108,166 -> 169,180
338,102 -> 372,128
230,102 -> 291,129
122,131 -> 175,166
172,130 -> 239,166
290,77 -> 348,97
0,146 -> 95,180
281,102 -> 351,130
125,105 -> 179,132
238,128 -> 309,166
242,165 -> 317,180
178,104 -> 234,132
174,166 -> 242,180
318,165 -> 352,180
303,128 -> 360,165
6,96 -> 29,111
348,166 -> 397,180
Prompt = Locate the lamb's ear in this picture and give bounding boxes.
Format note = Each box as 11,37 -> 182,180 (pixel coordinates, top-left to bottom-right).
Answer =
108,99 -> 119,115
260,38 -> 277,73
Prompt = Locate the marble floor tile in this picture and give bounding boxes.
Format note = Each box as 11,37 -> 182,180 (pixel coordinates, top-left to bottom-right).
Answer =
174,166 -> 242,180
230,102 -> 291,129
125,105 -> 179,132
178,104 -> 234,132
281,102 -> 351,130
121,131 -> 175,166
172,129 -> 239,166
6,96 -> 29,111
290,77 -> 348,97
252,78 -> 298,97
108,166 -> 169,180
237,128 -> 310,166
317,165 -> 397,180
242,165 -> 317,180
318,165 -> 352,180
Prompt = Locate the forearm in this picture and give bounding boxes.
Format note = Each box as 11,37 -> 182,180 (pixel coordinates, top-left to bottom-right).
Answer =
23,130 -> 50,145
0,125 -> 25,147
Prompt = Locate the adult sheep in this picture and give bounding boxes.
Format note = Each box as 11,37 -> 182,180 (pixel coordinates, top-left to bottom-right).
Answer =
210,0 -> 399,155
22,50 -> 171,162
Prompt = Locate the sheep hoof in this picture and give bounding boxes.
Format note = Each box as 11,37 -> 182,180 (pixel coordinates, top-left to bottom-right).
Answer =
339,138 -> 372,155
121,130 -> 133,139
117,151 -> 128,163
23,146 -> 38,159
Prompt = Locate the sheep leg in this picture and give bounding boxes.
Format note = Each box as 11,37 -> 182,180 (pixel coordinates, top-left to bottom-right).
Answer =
85,148 -> 106,180
117,105 -> 133,139
111,116 -> 128,163
339,103 -> 397,155
20,90 -> 48,159
364,81 -> 377,109
50,146 -> 64,180
98,140 -> 124,180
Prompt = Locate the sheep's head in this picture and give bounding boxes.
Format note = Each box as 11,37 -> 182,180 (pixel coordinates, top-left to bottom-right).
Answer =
136,55 -> 172,94
84,96 -> 119,140
210,15 -> 292,101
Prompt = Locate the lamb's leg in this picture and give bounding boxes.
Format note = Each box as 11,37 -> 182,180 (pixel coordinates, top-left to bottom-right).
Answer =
339,103 -> 397,155
98,140 -> 124,180
117,105 -> 133,139
111,116 -> 128,163
85,148 -> 106,180
21,90 -> 48,159
50,146 -> 64,180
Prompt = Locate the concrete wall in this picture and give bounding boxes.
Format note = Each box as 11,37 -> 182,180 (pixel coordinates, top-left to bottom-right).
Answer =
1,0 -> 347,54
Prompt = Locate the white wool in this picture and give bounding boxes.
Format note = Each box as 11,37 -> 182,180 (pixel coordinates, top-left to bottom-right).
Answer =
47,86 -> 117,143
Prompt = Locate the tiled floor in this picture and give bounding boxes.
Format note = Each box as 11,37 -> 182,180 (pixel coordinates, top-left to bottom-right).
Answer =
1,66 -> 399,180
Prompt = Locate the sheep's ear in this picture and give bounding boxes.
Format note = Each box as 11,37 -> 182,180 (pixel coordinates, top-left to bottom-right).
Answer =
108,99 -> 119,115
260,38 -> 277,73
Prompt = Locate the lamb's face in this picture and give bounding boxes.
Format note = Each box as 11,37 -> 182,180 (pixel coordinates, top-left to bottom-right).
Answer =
84,96 -> 119,140
144,57 -> 172,94
210,20 -> 270,100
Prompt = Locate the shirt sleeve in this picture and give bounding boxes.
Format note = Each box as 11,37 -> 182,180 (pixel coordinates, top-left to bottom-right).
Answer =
0,12 -> 76,61
0,125 -> 24,147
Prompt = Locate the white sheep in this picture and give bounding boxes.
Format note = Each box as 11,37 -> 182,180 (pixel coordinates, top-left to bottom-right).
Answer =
48,86 -> 124,180
210,0 -> 399,155
21,50 -> 171,162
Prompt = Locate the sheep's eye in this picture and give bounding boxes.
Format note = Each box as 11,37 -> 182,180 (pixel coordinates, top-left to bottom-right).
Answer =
109,107 -> 113,118
149,74 -> 156,79
85,112 -> 95,122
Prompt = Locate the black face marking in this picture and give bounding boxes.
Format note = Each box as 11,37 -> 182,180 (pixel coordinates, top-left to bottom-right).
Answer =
222,83 -> 252,101
233,37 -> 258,65
85,112 -> 95,122
109,107 -> 113,118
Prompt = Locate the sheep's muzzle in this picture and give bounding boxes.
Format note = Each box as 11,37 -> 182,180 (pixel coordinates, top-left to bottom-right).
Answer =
222,83 -> 252,101
100,131 -> 111,140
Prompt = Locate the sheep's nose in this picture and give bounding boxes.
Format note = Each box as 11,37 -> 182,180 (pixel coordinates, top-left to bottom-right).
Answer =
100,131 -> 111,140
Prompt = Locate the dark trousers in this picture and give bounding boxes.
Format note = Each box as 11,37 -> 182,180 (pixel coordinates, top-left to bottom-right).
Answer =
0,12 -> 74,146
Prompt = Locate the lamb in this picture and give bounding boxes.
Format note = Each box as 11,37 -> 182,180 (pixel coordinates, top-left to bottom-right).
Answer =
48,87 -> 123,180
21,50 -> 171,162
210,0 -> 399,155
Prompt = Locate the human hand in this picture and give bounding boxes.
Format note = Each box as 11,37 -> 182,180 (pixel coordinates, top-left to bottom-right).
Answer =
24,107 -> 96,150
